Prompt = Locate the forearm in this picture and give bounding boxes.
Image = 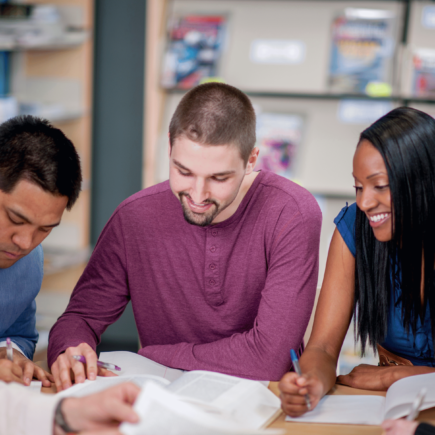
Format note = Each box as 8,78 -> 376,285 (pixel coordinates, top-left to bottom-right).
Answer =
141,342 -> 284,381
299,345 -> 338,396
391,365 -> 435,383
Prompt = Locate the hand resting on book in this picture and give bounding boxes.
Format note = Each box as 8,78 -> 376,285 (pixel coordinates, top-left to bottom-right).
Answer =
51,342 -> 117,392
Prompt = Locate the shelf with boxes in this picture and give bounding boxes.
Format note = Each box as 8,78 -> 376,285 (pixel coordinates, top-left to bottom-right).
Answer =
0,0 -> 94,271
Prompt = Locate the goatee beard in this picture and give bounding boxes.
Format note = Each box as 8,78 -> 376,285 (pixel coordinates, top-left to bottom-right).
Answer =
178,193 -> 220,227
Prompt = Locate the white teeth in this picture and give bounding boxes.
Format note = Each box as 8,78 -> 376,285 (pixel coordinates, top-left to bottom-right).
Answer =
192,200 -> 206,207
369,213 -> 389,222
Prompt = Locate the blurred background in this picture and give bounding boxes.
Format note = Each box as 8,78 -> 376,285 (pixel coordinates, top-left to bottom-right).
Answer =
1,0 -> 434,374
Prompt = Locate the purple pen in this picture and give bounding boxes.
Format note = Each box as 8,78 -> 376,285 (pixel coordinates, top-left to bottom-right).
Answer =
6,338 -> 13,362
72,355 -> 121,371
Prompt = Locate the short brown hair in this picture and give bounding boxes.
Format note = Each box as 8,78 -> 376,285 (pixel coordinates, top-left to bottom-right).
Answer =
169,82 -> 256,164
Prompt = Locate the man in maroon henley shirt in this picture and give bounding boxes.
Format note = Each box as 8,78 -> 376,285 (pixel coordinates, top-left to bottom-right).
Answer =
48,83 -> 322,391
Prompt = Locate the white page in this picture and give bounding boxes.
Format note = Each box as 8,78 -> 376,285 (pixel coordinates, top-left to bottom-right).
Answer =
384,372 -> 435,420
99,350 -> 184,382
29,381 -> 42,392
121,381 -> 283,435
56,374 -> 170,398
285,395 -> 385,425
166,371 -> 280,429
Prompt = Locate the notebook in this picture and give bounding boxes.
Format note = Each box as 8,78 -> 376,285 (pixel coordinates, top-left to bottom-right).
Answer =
286,372 -> 435,425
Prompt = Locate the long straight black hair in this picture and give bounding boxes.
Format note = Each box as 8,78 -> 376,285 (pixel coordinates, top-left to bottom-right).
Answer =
354,107 -> 435,355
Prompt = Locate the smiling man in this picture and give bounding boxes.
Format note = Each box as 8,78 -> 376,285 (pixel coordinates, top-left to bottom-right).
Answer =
48,83 -> 322,390
0,115 -> 82,386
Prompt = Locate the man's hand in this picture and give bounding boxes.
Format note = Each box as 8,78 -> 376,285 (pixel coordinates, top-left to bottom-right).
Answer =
54,382 -> 140,435
0,359 -> 25,384
0,347 -> 53,386
381,419 -> 419,435
51,343 -> 117,391
279,372 -> 324,417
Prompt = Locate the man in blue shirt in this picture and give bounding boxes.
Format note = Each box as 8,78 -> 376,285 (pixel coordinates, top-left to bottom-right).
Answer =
0,115 -> 82,386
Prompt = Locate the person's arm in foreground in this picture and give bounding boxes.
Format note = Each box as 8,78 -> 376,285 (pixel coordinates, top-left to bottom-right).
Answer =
138,205 -> 322,381
279,229 -> 355,417
0,301 -> 53,386
0,381 -> 140,435
382,420 -> 435,435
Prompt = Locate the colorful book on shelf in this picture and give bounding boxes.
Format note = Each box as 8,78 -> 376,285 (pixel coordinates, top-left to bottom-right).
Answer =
412,48 -> 435,98
255,112 -> 304,180
161,14 -> 227,89
328,8 -> 396,95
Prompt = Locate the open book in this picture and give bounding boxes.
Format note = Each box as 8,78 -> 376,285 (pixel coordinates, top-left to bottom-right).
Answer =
57,351 -> 282,434
286,372 -> 435,425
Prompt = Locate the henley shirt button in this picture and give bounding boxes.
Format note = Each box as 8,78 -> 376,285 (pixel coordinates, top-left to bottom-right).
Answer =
209,263 -> 216,270
209,279 -> 216,286
210,246 -> 216,252
212,230 -> 218,236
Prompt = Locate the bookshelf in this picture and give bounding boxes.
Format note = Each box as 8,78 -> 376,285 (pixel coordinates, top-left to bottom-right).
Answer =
3,0 -> 94,257
143,0 -> 435,287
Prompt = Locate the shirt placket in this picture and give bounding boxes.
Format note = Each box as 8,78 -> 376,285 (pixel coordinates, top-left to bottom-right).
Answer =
204,227 -> 223,306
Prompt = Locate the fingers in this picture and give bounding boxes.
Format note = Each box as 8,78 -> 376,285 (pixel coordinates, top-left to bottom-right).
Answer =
279,372 -> 316,418
33,365 -> 53,387
57,354 -> 74,391
279,372 -> 310,396
22,360 -> 34,386
0,360 -> 25,385
103,397 -> 139,425
278,372 -> 300,394
97,384 -> 140,424
98,368 -> 118,378
113,382 -> 141,406
52,344 -> 99,391
80,430 -> 122,435
78,345 -> 98,381
336,375 -> 350,386
69,355 -> 87,385
51,359 -> 63,392
381,419 -> 418,435
381,420 -> 395,431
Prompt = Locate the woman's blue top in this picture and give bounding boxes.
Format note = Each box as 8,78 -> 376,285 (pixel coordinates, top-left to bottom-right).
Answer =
334,202 -> 434,367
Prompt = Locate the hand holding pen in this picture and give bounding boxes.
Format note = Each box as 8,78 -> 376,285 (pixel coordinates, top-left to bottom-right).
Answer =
51,343 -> 120,392
279,349 -> 324,417
2,337 -> 53,386
72,355 -> 122,372
290,349 -> 312,410
6,338 -> 13,362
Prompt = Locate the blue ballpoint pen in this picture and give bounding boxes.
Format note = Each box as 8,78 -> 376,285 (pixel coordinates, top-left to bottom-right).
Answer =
290,349 -> 311,410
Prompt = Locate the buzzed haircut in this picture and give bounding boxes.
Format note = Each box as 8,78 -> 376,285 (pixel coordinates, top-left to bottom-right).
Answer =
0,115 -> 82,210
169,82 -> 256,164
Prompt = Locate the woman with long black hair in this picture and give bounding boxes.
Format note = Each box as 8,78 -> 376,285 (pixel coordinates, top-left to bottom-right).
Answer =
279,107 -> 435,417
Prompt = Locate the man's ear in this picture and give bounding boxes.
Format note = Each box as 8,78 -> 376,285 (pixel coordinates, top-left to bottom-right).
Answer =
168,132 -> 171,158
245,147 -> 260,175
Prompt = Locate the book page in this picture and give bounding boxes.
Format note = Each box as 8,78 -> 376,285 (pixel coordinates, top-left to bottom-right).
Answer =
99,350 -> 184,381
167,371 -> 281,429
121,381 -> 283,435
56,374 -> 170,398
384,372 -> 435,420
285,395 -> 385,425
